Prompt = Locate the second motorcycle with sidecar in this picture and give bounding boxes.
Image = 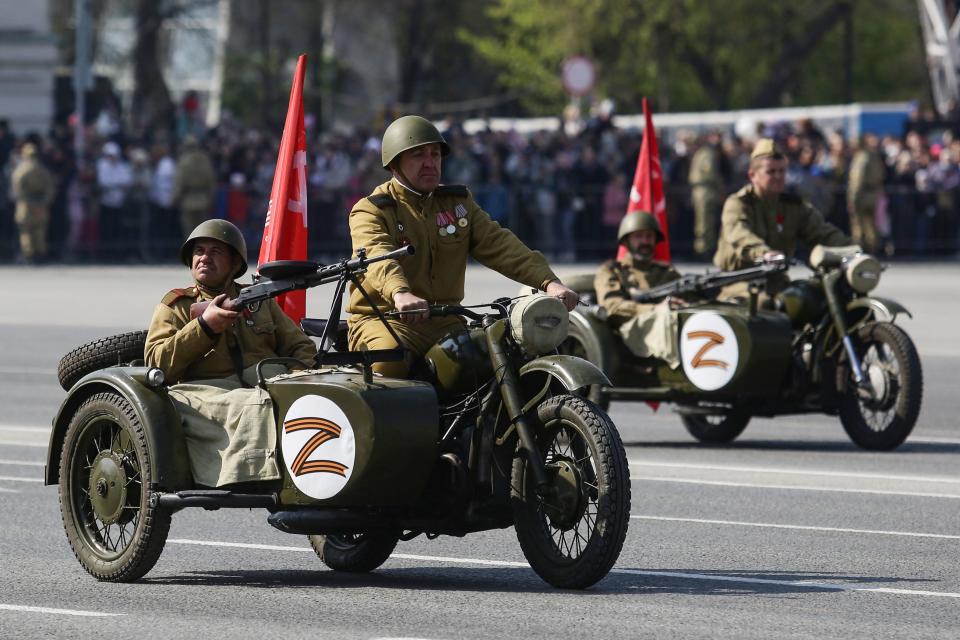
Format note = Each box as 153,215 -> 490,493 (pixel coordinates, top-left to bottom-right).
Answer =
559,246 -> 922,450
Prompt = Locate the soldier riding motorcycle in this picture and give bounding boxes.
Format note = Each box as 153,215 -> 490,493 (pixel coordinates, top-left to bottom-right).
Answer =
48,248 -> 630,589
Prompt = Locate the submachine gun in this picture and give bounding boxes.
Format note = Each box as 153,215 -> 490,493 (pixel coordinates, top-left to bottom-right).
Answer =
632,258 -> 788,305
189,245 -> 416,381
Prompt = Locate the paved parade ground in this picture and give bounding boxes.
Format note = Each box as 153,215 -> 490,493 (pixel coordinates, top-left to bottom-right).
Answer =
1,261 -> 958,639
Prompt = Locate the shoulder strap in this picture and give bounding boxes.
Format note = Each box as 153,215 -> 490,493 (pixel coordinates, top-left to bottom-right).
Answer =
161,287 -> 199,307
367,193 -> 396,209
434,184 -> 469,197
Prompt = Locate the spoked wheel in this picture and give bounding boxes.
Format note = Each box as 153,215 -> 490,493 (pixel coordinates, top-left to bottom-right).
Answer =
838,322 -> 922,450
679,408 -> 751,444
511,395 -> 630,589
58,392 -> 170,581
309,532 -> 399,573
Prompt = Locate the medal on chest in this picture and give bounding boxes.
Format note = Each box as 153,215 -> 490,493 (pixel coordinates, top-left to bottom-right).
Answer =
396,222 -> 410,247
436,211 -> 457,237
455,203 -> 469,228
775,212 -> 785,233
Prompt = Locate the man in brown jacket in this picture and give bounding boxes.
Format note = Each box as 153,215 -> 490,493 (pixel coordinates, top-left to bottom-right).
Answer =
713,138 -> 849,299
594,211 -> 683,366
347,115 -> 578,377
145,219 -> 315,487
10,143 -> 54,264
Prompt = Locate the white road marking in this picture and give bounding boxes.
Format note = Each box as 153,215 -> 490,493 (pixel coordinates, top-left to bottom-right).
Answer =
0,426 -> 50,434
0,475 -> 42,483
168,539 -> 960,599
910,436 -> 960,445
630,475 -> 960,499
0,604 -> 123,617
0,459 -> 44,466
633,515 -> 960,540
0,487 -> 19,493
0,440 -> 47,449
629,460 -> 960,484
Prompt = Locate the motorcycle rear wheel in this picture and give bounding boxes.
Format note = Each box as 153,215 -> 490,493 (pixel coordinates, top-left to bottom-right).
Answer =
511,395 -> 630,589
59,392 -> 170,581
838,322 -> 922,450
309,532 -> 399,573
680,409 -> 751,444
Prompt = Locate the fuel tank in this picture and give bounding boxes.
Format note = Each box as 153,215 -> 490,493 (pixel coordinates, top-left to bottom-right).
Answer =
267,369 -> 439,507
675,304 -> 792,396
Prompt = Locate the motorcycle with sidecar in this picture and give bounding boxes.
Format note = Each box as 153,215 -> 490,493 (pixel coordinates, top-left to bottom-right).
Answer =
46,247 -> 630,589
559,246 -> 922,450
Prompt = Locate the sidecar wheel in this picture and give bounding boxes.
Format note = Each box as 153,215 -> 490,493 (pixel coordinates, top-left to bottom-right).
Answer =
838,322 -> 922,451
512,395 -> 630,589
58,330 -> 149,391
59,392 -> 170,581
309,532 -> 399,573
680,410 -> 751,444
558,334 -> 610,410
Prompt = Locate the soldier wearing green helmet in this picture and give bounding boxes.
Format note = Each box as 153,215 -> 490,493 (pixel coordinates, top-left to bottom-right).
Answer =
347,114 -> 579,378
144,219 -> 315,488
594,211 -> 685,367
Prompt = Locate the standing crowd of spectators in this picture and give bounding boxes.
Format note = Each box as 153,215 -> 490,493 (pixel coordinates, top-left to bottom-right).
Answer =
2,103 -> 959,266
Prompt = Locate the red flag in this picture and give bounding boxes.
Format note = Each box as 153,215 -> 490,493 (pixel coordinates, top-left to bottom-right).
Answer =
258,54 -> 309,322
618,97 -> 670,262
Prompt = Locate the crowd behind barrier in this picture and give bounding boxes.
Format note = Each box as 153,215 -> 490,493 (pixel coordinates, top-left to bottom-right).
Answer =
1,107 -> 959,267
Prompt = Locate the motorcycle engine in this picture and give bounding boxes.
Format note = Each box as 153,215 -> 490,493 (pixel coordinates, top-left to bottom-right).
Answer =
775,279 -> 826,329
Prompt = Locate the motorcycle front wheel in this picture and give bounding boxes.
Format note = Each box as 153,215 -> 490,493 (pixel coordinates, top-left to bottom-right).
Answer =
309,532 -> 399,573
838,322 -> 922,450
511,394 -> 630,589
59,392 -> 170,581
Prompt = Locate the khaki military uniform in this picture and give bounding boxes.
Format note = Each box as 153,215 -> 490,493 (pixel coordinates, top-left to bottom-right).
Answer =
347,178 -> 558,377
847,149 -> 884,253
688,145 -> 724,256
145,282 -> 316,487
10,158 -> 54,262
713,185 -> 849,298
595,256 -> 683,367
173,149 -> 217,238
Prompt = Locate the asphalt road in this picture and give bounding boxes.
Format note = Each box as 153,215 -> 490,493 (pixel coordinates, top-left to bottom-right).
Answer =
0,261 -> 958,639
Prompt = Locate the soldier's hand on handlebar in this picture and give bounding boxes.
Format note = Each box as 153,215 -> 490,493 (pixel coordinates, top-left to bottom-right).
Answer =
393,291 -> 430,323
201,293 -> 239,333
545,280 -> 579,312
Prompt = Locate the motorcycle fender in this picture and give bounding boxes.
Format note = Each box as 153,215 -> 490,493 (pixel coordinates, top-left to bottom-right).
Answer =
847,296 -> 911,321
46,367 -> 192,490
519,354 -> 611,393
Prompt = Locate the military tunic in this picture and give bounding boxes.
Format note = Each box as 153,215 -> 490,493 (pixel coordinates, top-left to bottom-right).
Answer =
688,144 -> 724,256
347,178 -> 558,376
145,282 -> 316,487
594,256 -> 683,366
713,184 -> 849,296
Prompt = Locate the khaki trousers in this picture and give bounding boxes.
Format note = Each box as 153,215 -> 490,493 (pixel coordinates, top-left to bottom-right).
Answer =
14,203 -> 49,260
168,375 -> 279,487
618,303 -> 680,368
348,314 -> 465,378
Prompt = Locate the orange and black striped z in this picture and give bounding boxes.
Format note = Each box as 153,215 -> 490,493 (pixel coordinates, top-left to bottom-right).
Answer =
283,416 -> 349,477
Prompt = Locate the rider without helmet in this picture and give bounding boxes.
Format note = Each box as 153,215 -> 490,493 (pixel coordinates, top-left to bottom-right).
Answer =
179,219 -> 249,278
617,210 -> 665,246
380,115 -> 450,170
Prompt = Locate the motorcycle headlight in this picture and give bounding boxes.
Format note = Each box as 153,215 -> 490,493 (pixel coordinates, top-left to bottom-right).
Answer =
844,253 -> 882,293
509,294 -> 569,356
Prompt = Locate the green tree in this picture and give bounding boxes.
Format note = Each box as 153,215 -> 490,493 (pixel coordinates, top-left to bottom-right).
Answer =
466,0 -> 926,114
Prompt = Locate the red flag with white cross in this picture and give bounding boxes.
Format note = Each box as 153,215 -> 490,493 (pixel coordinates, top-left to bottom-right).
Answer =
258,54 -> 309,322
618,97 -> 671,262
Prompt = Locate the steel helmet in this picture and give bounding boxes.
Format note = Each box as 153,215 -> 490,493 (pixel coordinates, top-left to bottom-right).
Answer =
180,219 -> 249,277
617,211 -> 664,245
381,115 -> 450,169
